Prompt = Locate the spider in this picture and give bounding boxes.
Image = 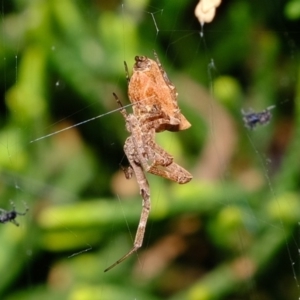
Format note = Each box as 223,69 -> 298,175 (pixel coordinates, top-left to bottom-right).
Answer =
242,105 -> 275,129
104,54 -> 192,272
104,53 -> 192,272
0,201 -> 29,226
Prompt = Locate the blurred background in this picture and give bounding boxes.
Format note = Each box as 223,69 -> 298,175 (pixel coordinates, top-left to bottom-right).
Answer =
1,0 -> 300,299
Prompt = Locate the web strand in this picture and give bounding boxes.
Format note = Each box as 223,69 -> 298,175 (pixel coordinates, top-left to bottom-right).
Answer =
29,102 -> 134,143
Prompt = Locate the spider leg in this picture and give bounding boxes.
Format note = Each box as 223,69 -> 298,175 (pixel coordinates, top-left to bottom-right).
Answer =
138,106 -> 182,133
133,127 -> 191,183
126,119 -> 174,168
129,119 -> 191,183
104,138 -> 151,272
10,219 -> 20,226
16,209 -> 29,216
120,164 -> 134,179
124,61 -> 130,84
153,50 -> 173,87
12,201 -> 29,216
113,93 -> 128,119
147,161 -> 192,184
142,131 -> 174,167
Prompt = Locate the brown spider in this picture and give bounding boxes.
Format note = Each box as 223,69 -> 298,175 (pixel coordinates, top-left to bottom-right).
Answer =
104,53 -> 192,272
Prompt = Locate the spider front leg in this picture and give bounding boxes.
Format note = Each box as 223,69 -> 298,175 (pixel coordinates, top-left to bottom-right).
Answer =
136,139 -> 192,184
138,105 -> 182,133
138,126 -> 173,167
104,137 -> 151,272
147,160 -> 193,184
134,125 -> 192,183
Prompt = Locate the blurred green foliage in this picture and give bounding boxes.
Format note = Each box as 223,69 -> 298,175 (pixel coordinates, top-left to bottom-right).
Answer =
0,0 -> 300,299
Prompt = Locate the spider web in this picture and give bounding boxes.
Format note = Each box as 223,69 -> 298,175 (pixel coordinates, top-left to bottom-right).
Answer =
0,0 -> 300,299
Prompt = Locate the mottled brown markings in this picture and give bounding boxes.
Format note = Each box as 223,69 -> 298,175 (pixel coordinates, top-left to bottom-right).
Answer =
105,53 -> 192,272
127,52 -> 191,132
